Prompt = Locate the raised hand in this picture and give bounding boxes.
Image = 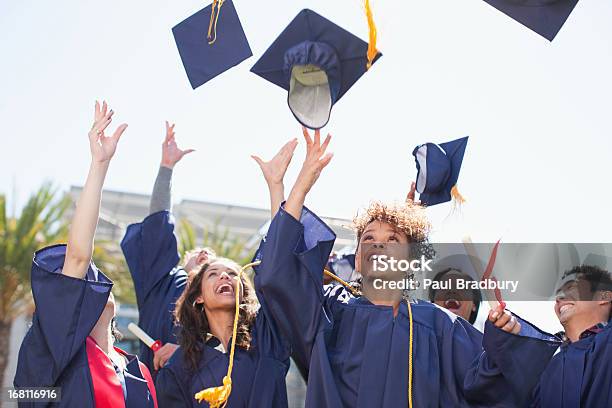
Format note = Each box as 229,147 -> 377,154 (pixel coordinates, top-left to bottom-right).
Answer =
251,138 -> 298,188
285,127 -> 333,221
252,138 -> 298,217
161,121 -> 195,169
88,101 -> 128,163
293,127 -> 333,196
406,182 -> 421,205
488,305 -> 521,335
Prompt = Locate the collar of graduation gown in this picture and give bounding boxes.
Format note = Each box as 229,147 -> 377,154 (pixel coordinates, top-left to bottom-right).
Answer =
351,295 -> 415,318
556,319 -> 611,348
204,334 -> 231,354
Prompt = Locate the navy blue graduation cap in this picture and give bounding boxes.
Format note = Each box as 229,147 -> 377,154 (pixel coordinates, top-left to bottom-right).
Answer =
172,0 -> 252,89
412,136 -> 468,207
483,0 -> 579,41
251,9 -> 382,130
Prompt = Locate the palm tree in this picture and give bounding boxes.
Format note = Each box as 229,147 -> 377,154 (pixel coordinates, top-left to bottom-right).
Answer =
0,183 -> 70,390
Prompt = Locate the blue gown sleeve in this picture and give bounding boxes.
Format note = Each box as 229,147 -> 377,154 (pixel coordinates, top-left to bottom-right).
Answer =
120,211 -> 181,308
254,205 -> 336,368
14,244 -> 113,387
465,314 -> 560,406
155,365 -> 191,408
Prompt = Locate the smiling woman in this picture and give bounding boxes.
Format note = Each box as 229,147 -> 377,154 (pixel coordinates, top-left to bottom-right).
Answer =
154,257 -> 292,408
175,258 -> 258,371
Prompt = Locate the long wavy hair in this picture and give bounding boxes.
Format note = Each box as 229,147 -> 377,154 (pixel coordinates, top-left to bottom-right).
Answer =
174,258 -> 259,371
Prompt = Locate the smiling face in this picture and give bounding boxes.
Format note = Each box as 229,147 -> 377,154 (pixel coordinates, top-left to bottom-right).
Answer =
555,279 -> 601,325
196,259 -> 243,312
355,221 -> 410,280
431,270 -> 477,322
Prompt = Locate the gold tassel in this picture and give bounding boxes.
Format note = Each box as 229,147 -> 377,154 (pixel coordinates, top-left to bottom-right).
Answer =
207,0 -> 226,45
194,261 -> 261,406
365,0 -> 378,70
323,269 -> 361,296
450,185 -> 466,205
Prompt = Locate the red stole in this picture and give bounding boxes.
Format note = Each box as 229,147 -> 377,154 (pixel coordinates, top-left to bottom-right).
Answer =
86,336 -> 126,408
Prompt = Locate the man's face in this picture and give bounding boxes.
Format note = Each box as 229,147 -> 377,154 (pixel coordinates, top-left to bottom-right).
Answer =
554,279 -> 605,325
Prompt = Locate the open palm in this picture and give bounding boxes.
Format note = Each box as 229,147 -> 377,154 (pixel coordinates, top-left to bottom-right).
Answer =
88,101 -> 127,163
251,138 -> 298,186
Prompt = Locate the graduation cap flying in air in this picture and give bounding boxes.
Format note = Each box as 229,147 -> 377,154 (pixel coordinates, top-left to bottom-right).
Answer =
482,0 -> 580,41
251,9 -> 382,130
172,0 -> 252,89
412,136 -> 468,207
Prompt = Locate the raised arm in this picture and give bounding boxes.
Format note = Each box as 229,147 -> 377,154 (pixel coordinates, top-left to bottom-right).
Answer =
63,101 -> 127,279
252,138 -> 298,218
254,127 -> 335,366
149,121 -> 194,214
285,127 -> 332,221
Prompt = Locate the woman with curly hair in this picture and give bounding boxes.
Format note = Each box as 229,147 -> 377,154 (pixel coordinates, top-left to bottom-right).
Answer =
154,256 -> 290,408
253,128 -> 562,407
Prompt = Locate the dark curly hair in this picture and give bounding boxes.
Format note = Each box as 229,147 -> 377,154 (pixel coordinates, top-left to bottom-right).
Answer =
174,258 -> 259,372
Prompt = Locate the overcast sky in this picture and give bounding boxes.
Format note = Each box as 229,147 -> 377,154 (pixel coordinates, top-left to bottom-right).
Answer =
1,0 -> 611,332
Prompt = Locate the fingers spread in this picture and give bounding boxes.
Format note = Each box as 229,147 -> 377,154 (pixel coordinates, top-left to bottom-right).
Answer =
112,123 -> 128,141
320,152 -> 333,169
320,134 -> 332,155
251,155 -> 264,167
302,127 -> 312,145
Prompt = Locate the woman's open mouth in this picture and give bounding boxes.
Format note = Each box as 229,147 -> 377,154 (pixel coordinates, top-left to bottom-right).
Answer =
216,283 -> 235,296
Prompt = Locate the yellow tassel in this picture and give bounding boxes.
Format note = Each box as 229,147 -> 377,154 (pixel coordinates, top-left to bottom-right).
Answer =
407,300 -> 413,408
194,261 -> 261,406
207,0 -> 226,45
450,185 -> 466,205
365,0 -> 378,70
323,269 -> 361,296
194,376 -> 231,408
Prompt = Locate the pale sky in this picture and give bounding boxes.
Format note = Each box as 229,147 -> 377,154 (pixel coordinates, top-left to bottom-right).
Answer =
1,0 -> 611,333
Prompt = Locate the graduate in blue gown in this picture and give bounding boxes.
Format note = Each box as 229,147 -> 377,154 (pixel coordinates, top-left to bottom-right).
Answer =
253,128 -> 562,407
154,257 -> 290,407
120,121 -> 214,374
13,101 -> 157,408
489,264 -> 612,407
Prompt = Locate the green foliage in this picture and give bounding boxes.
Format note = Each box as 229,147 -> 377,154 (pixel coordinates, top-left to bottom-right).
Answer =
0,183 -> 71,322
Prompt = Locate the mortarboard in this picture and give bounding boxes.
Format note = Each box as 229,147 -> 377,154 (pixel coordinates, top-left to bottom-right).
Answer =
172,0 -> 252,89
482,0 -> 579,41
412,136 -> 468,207
251,9 -> 382,130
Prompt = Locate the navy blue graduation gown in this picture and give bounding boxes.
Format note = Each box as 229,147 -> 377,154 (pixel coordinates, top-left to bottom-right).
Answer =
121,211 -> 186,373
13,244 -> 157,408
489,319 -> 612,407
254,206 -> 560,407
155,295 -> 291,407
